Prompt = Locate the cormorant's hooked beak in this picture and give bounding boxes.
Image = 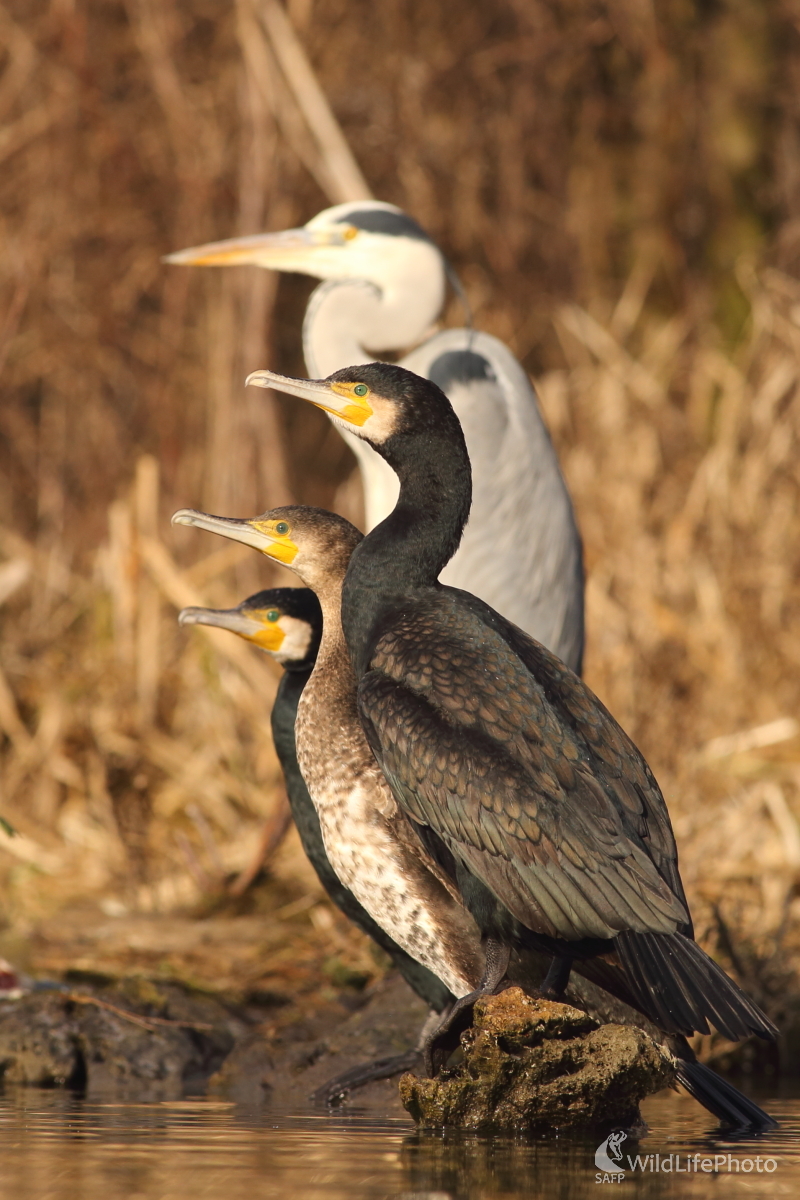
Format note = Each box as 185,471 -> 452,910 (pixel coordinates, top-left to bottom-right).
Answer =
163,226 -> 346,273
246,369 -> 374,428
178,604 -> 285,652
171,509 -> 298,565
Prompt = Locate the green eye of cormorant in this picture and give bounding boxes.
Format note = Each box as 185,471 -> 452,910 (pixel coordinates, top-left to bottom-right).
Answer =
353,384 -> 369,397
275,521 -> 290,535
266,609 -> 280,622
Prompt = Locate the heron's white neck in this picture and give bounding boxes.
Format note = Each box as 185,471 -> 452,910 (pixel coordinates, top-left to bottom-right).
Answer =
302,258 -> 445,376
302,261 -> 445,531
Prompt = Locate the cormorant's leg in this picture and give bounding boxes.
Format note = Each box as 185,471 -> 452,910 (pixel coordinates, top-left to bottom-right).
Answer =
308,1006 -> 448,1106
309,1050 -> 422,1105
539,953 -> 573,1000
422,939 -> 511,1076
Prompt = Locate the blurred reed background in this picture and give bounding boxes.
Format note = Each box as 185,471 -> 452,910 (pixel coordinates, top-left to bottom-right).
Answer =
2,0 -> 800,1053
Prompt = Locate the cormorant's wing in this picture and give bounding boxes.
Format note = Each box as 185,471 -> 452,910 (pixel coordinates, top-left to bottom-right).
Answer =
448,586 -> 692,932
358,592 -> 688,944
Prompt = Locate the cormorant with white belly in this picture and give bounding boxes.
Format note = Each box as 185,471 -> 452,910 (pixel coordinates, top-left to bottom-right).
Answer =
242,362 -> 778,1061
179,588 -> 453,1014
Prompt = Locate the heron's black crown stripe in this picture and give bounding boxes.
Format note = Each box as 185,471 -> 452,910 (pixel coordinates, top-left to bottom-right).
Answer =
428,350 -> 497,391
336,208 -> 433,243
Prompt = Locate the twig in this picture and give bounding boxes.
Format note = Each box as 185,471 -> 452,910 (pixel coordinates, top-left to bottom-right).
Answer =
709,902 -> 746,981
697,717 -> 799,763
135,455 -> 161,728
229,789 -> 293,896
257,0 -> 372,203
186,802 -> 227,880
0,658 -> 31,749
62,991 -> 213,1033
174,829 -> 215,894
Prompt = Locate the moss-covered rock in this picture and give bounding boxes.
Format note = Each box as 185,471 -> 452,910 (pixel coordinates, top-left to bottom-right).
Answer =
399,988 -> 674,1132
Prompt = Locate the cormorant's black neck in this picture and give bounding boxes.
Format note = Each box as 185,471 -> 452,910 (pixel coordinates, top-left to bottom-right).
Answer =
271,664 -> 313,773
342,417 -> 471,678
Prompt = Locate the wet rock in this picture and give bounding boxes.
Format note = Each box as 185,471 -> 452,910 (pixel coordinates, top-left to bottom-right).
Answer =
399,988 -> 674,1132
0,978 -> 242,1100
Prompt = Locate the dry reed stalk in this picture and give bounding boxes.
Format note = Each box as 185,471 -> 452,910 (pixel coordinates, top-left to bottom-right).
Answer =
135,456 -> 161,727
106,500 -> 136,672
236,0 -> 332,205
257,0 -> 372,203
229,788 -> 294,895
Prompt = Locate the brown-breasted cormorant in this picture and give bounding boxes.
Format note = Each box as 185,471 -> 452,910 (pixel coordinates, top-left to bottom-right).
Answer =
242,362 -> 778,1059
178,587 -> 454,1098
172,507 -> 485,1005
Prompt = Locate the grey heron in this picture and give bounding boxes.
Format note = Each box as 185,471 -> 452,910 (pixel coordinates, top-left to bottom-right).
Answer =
165,201 -> 584,672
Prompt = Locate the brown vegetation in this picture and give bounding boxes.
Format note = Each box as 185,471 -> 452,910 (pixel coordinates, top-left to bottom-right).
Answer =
1,0 -> 800,1056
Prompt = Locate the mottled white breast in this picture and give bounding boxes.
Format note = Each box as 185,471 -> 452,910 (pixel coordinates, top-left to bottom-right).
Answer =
295,685 -> 476,1000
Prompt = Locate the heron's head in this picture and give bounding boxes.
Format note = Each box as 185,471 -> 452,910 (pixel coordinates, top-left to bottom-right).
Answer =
246,362 -> 466,465
172,505 -> 362,595
163,201 -> 445,298
178,588 -> 321,669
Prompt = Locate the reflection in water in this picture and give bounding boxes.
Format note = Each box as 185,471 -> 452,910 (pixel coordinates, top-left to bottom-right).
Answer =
0,1086 -> 797,1199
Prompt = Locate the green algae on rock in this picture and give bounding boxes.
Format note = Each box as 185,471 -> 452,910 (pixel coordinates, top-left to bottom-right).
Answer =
399,988 -> 674,1132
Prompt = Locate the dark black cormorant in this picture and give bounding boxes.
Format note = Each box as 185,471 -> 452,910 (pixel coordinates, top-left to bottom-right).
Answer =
243,363 -> 778,1061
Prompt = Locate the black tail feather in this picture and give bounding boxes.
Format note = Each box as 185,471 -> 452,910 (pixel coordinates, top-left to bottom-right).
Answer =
674,1059 -> 777,1131
615,931 -> 707,1035
615,931 -> 778,1041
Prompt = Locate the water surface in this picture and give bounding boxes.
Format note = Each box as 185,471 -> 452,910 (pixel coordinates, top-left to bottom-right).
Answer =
1,1086 -> 798,1199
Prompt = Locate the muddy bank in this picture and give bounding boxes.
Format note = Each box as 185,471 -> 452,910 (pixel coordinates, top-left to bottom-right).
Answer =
0,970 -> 427,1113
0,975 -> 244,1101
209,973 -> 428,1114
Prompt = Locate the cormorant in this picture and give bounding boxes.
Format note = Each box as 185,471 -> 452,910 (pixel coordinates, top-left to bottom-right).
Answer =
179,587 -> 454,1098
171,507 -> 485,1003
165,201 -> 584,670
243,362 -> 778,1059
